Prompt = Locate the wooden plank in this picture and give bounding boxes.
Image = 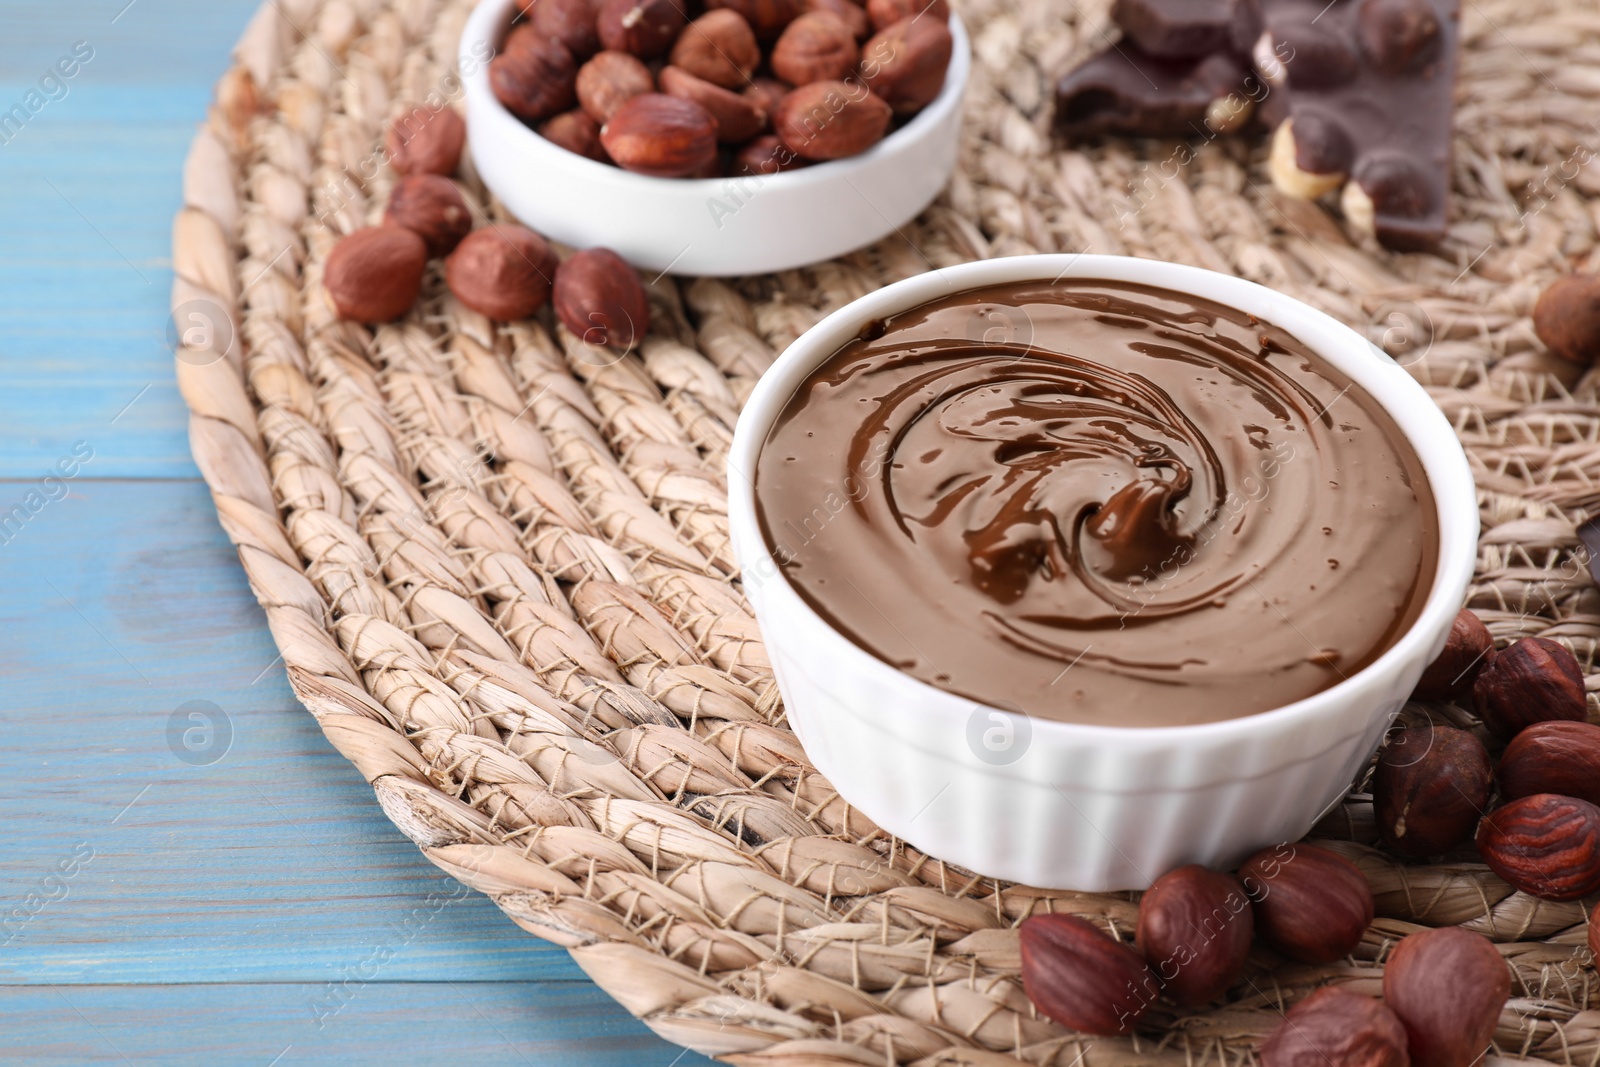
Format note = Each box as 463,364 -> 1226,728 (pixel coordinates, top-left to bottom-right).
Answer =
0,4 -> 716,1062
0,2 -> 258,85
0,982 -> 713,1066
0,480 -> 573,984
0,701 -> 576,985
0,0 -> 259,479
0,87 -> 229,478
0,477 -> 298,704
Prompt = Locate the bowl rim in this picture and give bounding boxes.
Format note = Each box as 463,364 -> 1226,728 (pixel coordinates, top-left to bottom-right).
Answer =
726,253 -> 1480,747
458,0 -> 973,194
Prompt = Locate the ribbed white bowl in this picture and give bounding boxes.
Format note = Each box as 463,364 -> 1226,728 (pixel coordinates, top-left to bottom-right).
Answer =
727,254 -> 1478,891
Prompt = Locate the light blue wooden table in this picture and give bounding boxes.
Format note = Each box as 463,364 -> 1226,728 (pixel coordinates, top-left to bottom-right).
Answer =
0,3 -> 714,1062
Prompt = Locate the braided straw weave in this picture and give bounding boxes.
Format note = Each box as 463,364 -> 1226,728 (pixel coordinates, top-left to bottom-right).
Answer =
172,0 -> 1600,1061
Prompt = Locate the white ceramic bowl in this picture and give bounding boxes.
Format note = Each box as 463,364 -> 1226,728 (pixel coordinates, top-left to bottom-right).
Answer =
727,254 -> 1478,891
459,0 -> 971,277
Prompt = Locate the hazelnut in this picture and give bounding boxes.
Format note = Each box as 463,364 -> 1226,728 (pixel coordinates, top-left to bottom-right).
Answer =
444,224 -> 557,321
1268,116 -> 1351,200
1239,843 -> 1373,964
1205,92 -> 1256,134
1342,180 -> 1378,238
659,66 -> 769,143
1472,636 -> 1587,741
1259,987 -> 1409,1067
576,50 -> 655,123
1358,0 -> 1443,74
553,247 -> 651,350
806,0 -> 871,39
1135,865 -> 1253,1007
383,174 -> 473,257
865,0 -> 947,32
773,80 -> 892,160
744,76 -> 794,116
1372,722 -> 1493,858
538,109 -> 609,161
386,105 -> 467,176
491,25 -> 578,124
858,14 -> 952,114
1499,720 -> 1600,807
1534,273 -> 1600,366
705,0 -> 803,41
1383,927 -> 1509,1067
1018,913 -> 1159,1036
733,133 -> 805,175
1254,31 -> 1289,87
601,93 -> 720,177
527,0 -> 604,59
670,10 -> 761,89
597,0 -> 688,59
1413,607 -> 1494,701
1476,793 -> 1600,901
772,12 -> 860,85
1344,155 -> 1440,250
324,226 -> 428,323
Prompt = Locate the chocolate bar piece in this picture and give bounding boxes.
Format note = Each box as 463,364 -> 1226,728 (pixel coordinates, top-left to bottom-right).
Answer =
1256,0 -> 1461,250
1055,47 -> 1253,140
1111,0 -> 1262,59
1580,514 -> 1600,589
1051,0 -> 1461,251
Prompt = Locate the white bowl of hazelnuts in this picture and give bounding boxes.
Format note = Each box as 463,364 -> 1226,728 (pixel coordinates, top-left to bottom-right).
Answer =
459,0 -> 969,276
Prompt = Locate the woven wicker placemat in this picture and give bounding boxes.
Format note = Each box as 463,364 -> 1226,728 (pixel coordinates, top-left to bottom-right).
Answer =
171,0 -> 1600,1062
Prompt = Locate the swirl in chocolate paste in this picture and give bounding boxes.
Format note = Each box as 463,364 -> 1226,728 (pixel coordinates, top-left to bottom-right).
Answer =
755,281 -> 1437,726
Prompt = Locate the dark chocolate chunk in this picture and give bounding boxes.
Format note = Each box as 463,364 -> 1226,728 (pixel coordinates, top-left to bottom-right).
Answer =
1054,47 -> 1251,140
1290,108 -> 1356,175
1582,513 -> 1600,589
1269,18 -> 1359,88
1050,0 -> 1460,249
1257,0 -> 1460,249
1350,153 -> 1439,249
1110,0 -> 1263,59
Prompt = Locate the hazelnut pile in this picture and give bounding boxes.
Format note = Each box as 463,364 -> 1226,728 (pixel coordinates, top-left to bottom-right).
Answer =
1016,607 -> 1600,1058
490,0 -> 955,178
1018,844 -> 1510,1066
322,104 -> 650,347
1371,608 -> 1600,905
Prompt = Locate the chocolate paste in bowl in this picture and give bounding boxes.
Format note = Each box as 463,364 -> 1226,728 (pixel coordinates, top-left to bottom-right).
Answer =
754,280 -> 1437,726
